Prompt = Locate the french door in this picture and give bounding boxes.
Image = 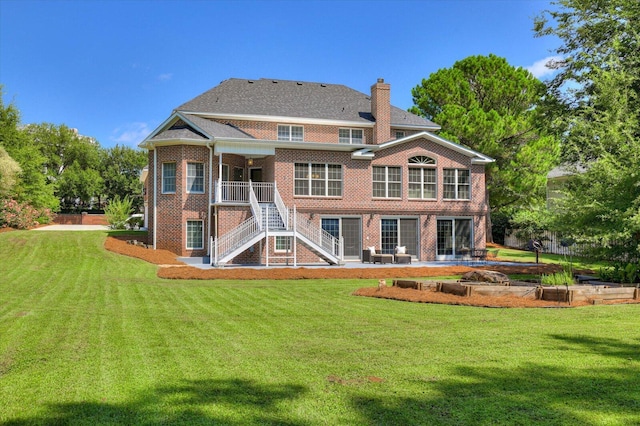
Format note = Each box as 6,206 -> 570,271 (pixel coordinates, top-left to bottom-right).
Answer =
321,217 -> 361,259
381,218 -> 418,256
436,218 -> 472,259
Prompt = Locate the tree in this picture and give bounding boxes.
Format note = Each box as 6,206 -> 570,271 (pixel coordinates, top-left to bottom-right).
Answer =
534,0 -> 640,260
0,89 -> 58,210
99,145 -> 147,211
410,54 -> 560,240
23,123 -> 103,209
0,147 -> 21,197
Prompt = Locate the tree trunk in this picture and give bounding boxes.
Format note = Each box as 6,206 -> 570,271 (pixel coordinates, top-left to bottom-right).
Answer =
486,187 -> 494,243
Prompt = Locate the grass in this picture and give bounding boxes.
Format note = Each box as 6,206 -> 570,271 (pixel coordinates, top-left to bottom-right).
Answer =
490,246 -> 607,272
1,231 -> 639,425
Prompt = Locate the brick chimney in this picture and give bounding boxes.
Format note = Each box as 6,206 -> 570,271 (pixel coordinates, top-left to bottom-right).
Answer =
371,78 -> 391,144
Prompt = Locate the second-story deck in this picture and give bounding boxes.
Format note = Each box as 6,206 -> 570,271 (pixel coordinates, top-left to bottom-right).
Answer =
212,181 -> 275,204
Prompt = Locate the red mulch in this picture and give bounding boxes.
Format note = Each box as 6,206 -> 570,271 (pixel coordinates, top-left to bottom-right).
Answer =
353,286 -> 588,308
104,236 -> 184,265
103,236 -> 640,308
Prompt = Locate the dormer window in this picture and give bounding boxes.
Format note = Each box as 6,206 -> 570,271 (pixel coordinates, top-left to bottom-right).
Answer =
395,131 -> 405,139
339,128 -> 363,144
278,125 -> 304,141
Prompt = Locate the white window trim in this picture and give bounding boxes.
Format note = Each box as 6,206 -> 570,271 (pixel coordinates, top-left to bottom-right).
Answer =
339,128 -> 364,144
186,220 -> 204,250
372,166 -> 402,199
221,163 -> 230,181
443,168 -> 471,201
277,124 -> 304,142
274,236 -> 292,252
161,162 -> 176,194
408,167 -> 437,200
294,163 -> 343,197
186,162 -> 205,194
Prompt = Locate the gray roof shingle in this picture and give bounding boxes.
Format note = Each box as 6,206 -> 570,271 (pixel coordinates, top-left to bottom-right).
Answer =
176,78 -> 437,128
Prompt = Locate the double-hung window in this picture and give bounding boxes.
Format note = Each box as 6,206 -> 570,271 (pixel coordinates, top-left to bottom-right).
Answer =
372,166 -> 401,198
278,125 -> 304,141
186,220 -> 203,250
294,163 -> 342,197
408,168 -> 436,199
186,162 -> 204,193
162,162 -> 176,193
443,169 -> 470,200
339,128 -> 363,144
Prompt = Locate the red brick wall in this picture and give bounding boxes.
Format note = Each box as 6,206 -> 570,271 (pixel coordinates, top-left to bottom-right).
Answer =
371,79 -> 391,144
53,213 -> 108,225
148,145 -> 211,257
146,136 -> 490,261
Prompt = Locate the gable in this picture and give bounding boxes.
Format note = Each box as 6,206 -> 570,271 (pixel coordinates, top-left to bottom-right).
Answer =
353,132 -> 494,165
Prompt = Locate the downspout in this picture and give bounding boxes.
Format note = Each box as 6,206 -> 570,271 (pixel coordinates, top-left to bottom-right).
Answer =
207,141 -> 213,256
153,145 -> 157,250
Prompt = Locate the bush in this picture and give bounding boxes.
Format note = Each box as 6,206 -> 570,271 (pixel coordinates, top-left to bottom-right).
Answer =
599,262 -> 639,284
0,198 -> 54,229
104,196 -> 133,230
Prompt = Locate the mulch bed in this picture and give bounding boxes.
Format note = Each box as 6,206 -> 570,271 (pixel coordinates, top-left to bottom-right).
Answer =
102,236 -> 640,308
353,286 -> 588,308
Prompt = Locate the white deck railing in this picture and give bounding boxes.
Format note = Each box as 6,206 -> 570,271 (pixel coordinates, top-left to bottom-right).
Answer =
214,181 -> 275,204
212,181 -> 342,264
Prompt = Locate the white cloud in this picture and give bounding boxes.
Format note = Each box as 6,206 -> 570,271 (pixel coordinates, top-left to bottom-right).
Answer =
110,122 -> 151,146
158,73 -> 173,81
526,56 -> 564,78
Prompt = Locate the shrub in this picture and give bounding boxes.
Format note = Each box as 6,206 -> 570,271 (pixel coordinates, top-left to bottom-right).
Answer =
599,262 -> 639,284
104,196 -> 133,230
0,198 -> 54,229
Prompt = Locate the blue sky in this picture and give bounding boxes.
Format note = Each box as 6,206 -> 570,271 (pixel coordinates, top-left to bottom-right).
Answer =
0,0 -> 560,149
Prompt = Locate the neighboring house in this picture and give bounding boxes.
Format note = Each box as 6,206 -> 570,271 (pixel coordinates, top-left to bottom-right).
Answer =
546,164 -> 586,210
139,78 -> 494,266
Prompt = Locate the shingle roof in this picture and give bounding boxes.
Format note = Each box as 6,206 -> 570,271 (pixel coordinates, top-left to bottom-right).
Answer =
184,114 -> 255,139
176,78 -> 437,128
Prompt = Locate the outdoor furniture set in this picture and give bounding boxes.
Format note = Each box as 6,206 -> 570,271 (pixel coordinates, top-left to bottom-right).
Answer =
363,247 -> 412,264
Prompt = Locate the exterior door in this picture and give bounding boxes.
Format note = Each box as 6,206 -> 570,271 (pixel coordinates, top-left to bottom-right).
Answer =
342,218 -> 361,258
321,217 -> 361,259
250,168 -> 262,182
437,218 -> 472,259
381,218 -> 418,256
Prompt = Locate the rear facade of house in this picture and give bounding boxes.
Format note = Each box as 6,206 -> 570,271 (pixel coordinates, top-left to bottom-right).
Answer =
140,78 -> 493,266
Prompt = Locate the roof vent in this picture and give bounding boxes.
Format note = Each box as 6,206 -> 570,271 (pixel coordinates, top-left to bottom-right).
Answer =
248,80 -> 254,83
272,80 -> 278,83
320,83 -> 326,87
297,82 -> 302,85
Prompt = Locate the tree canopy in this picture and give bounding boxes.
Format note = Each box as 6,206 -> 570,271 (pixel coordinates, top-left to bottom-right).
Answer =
534,0 -> 640,260
410,54 -> 560,219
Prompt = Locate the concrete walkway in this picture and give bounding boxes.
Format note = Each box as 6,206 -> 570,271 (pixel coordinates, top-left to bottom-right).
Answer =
178,256 -> 536,270
32,224 -> 110,231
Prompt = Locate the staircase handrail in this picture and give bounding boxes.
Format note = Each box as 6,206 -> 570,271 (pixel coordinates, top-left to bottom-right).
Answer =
214,216 -> 261,261
273,183 -> 289,229
248,181 -> 263,230
293,210 -> 340,258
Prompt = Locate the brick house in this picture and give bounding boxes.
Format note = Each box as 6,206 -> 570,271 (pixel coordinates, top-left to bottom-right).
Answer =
139,78 -> 494,266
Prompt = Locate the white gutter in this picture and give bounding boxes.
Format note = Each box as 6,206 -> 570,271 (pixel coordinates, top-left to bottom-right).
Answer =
153,146 -> 157,250
206,141 -> 213,256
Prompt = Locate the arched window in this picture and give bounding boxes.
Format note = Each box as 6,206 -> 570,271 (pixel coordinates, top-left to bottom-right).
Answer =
408,155 -> 436,165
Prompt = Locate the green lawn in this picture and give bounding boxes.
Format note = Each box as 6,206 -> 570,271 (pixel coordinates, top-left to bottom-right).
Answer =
1,231 -> 639,425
